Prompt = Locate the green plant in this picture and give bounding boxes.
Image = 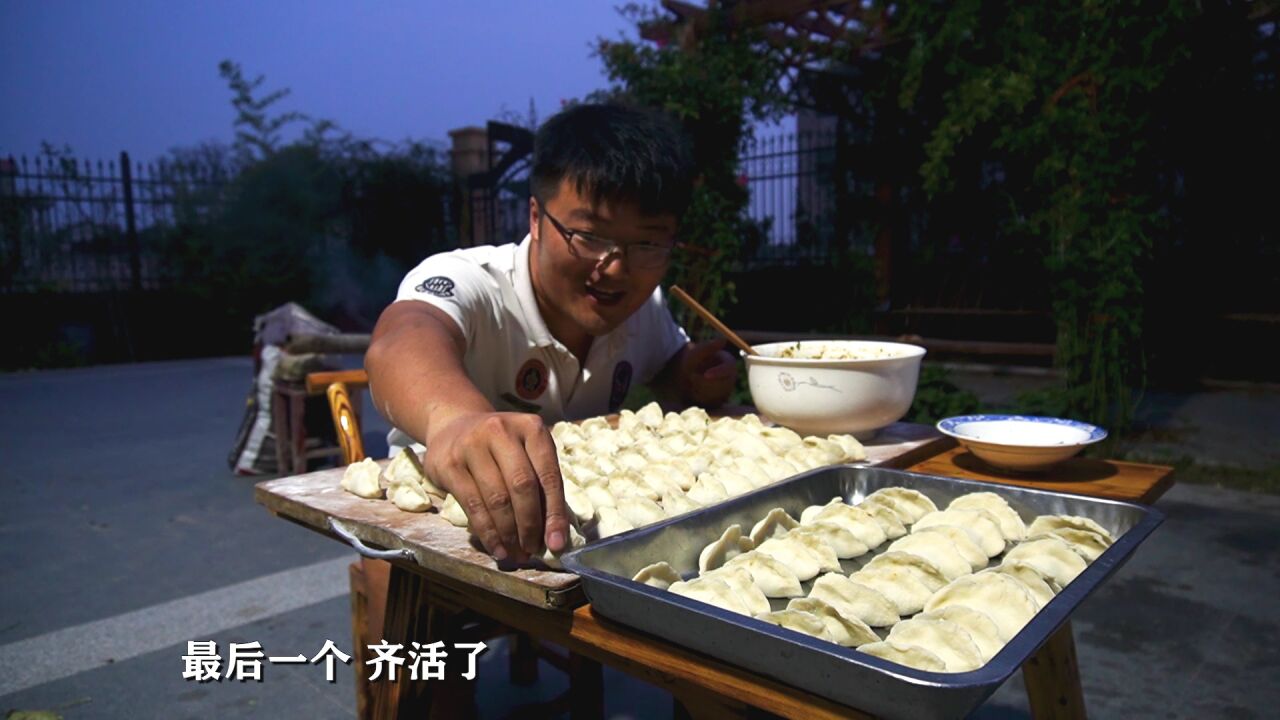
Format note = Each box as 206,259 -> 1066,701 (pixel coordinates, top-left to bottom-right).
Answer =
903,365 -> 982,425
594,4 -> 788,334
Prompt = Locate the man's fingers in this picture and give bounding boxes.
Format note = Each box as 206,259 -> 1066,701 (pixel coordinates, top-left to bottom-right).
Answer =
464,448 -> 523,561
489,434 -> 547,557
702,351 -> 737,380
438,466 -> 505,560
523,427 -> 571,553
688,337 -> 728,364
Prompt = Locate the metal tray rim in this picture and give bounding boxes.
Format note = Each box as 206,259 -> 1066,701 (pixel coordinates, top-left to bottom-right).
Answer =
562,465 -> 1165,691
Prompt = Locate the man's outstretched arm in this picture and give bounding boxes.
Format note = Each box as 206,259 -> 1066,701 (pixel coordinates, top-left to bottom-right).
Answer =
365,300 -> 570,561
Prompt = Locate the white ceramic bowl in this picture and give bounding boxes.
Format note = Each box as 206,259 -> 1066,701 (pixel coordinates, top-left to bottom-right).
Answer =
936,414 -> 1108,472
744,340 -> 926,438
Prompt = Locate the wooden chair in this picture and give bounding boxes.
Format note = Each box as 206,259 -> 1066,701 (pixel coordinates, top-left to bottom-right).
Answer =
305,369 -> 604,719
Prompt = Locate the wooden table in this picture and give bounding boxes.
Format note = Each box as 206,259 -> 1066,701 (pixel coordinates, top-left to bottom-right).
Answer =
258,433 -> 1174,720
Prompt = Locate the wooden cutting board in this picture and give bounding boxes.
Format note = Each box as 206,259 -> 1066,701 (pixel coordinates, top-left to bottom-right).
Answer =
255,421 -> 949,609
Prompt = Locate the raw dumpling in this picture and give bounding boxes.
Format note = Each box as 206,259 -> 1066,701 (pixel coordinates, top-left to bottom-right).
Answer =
786,597 -> 879,647
636,465 -> 685,497
849,564 -> 933,616
947,492 -> 1027,542
755,534 -> 824,581
729,456 -> 774,488
712,467 -> 757,497
1002,536 -> 1089,588
687,474 -> 730,506
887,617 -> 984,672
698,524 -> 756,572
551,420 -> 586,447
540,525 -> 586,569
799,436 -> 847,465
858,641 -> 946,672
636,401 -> 664,429
679,405 -> 711,430
924,573 -> 1039,640
809,572 -> 900,627
661,489 -> 701,518
784,446 -> 828,471
388,480 -> 432,513
660,412 -> 689,436
758,426 -> 804,455
1027,514 -> 1114,542
912,509 -> 1005,556
615,449 -> 649,472
792,522 -> 870,559
749,508 -> 801,545
584,484 -> 616,510
759,454 -> 801,482
806,502 -> 888,549
562,479 -> 595,527
439,493 -> 469,527
609,472 -> 659,502
887,533 -> 971,580
861,487 -> 938,524
390,448 -> 447,497
728,432 -> 776,461
916,606 -> 1006,663
382,452 -> 437,509
863,551 -> 949,592
617,495 -> 666,529
596,506 -> 635,538
912,525 -> 988,571
703,565 -> 771,617
981,561 -> 1058,608
669,576 -> 751,616
725,550 -> 804,598
827,434 -> 867,462
1034,528 -> 1111,561
800,496 -> 846,524
632,561 -> 683,589
341,457 -> 385,499
758,609 -> 835,643
861,502 -> 908,540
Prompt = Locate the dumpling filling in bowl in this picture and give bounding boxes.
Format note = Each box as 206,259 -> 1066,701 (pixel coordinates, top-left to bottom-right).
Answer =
745,340 -> 926,437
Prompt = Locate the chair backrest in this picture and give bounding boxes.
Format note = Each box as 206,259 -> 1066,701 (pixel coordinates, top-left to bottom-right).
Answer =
306,369 -> 369,465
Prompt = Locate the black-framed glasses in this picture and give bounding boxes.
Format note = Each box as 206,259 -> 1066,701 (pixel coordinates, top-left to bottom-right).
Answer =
538,200 -> 677,270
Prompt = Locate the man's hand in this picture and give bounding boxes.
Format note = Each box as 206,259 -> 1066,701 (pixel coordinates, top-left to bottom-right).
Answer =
678,338 -> 738,408
423,412 -> 571,562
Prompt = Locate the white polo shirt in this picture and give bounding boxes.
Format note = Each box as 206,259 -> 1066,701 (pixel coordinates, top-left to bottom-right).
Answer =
386,235 -> 690,453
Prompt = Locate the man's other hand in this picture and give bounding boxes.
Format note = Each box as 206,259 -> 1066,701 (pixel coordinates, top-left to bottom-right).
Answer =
680,338 -> 738,408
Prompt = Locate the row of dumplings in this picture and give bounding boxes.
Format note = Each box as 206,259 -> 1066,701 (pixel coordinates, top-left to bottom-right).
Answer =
338,403 -> 868,565
549,403 -> 866,541
631,487 -> 1116,673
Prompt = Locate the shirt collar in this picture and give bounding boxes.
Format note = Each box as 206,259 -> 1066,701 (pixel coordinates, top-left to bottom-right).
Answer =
512,234 -> 556,348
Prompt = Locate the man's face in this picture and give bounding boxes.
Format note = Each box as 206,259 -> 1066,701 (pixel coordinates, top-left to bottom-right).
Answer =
529,180 -> 678,344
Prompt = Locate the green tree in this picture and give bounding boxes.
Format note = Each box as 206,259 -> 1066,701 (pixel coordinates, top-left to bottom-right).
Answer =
594,4 -> 788,331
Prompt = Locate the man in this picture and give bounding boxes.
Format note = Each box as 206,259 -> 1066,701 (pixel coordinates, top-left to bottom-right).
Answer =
366,103 -> 737,563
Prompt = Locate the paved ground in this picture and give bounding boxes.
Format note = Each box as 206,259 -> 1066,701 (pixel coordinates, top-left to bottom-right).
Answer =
1,357 -> 1277,718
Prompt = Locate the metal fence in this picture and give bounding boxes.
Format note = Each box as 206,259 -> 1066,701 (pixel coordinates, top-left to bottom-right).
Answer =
739,128 -> 851,268
2,128 -> 848,294
0,152 -> 224,294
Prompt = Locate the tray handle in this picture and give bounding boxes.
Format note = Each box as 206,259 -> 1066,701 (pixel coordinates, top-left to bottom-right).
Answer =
328,518 -> 416,561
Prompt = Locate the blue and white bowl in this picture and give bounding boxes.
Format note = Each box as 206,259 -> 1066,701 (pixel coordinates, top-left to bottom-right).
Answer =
936,414 -> 1108,472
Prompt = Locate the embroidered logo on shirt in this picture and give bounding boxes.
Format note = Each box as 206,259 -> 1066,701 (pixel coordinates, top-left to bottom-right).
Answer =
609,361 -> 633,412
415,276 -> 455,297
515,358 -> 549,400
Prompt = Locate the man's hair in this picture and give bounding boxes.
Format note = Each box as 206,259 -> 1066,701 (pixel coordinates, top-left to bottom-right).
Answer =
530,103 -> 694,219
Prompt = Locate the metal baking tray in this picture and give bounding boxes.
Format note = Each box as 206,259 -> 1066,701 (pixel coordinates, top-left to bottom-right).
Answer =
561,465 -> 1164,720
